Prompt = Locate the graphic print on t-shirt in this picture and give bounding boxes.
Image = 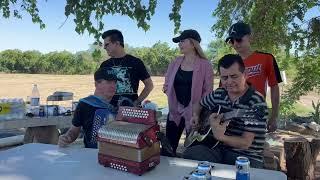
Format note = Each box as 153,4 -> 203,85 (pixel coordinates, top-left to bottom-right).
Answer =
111,66 -> 134,95
246,64 -> 262,78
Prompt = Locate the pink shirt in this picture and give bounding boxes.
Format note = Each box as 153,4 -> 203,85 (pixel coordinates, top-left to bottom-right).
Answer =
163,56 -> 214,132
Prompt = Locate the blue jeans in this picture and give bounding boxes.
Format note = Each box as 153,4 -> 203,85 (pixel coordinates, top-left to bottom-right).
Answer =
183,144 -> 264,168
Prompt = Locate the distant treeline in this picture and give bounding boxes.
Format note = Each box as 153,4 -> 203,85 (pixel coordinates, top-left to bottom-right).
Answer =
0,42 -> 183,76
0,40 -> 296,77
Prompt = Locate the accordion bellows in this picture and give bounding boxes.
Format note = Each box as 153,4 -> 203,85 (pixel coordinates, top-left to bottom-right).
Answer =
97,106 -> 160,175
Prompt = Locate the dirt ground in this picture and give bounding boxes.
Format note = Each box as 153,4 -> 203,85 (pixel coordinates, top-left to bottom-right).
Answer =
0,73 -> 167,107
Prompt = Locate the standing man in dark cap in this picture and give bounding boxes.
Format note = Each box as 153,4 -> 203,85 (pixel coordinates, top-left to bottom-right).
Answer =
100,29 -> 154,107
225,22 -> 282,132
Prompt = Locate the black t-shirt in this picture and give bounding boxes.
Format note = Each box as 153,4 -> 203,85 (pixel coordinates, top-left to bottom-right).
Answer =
72,101 -> 114,148
100,54 -> 150,103
174,66 -> 193,107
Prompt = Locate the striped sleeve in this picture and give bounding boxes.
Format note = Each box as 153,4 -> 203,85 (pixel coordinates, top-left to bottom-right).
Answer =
200,91 -> 215,110
243,94 -> 268,133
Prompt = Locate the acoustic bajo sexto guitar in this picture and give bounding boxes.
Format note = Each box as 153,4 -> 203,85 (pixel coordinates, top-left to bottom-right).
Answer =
184,106 -> 264,149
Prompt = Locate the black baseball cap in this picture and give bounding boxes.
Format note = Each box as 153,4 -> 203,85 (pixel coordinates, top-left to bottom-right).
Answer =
94,68 -> 121,81
225,22 -> 251,42
172,29 -> 201,43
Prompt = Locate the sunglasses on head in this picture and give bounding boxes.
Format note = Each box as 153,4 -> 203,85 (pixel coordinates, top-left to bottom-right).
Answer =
228,38 -> 243,44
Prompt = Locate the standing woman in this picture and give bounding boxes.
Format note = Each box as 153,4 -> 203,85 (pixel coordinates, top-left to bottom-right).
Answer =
163,30 -> 214,156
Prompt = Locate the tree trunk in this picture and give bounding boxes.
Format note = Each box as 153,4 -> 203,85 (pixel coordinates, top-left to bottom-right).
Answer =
284,138 -> 320,180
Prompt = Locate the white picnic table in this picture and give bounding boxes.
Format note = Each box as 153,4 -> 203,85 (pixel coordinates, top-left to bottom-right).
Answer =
0,143 -> 287,180
0,116 -> 72,130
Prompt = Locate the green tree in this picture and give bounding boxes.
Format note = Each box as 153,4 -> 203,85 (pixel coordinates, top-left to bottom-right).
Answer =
130,42 -> 179,75
72,52 -> 97,74
149,42 -> 179,75
0,49 -> 23,72
88,44 -> 109,65
41,51 -> 73,74
205,39 -> 234,72
280,49 -> 320,115
2,1 -> 319,46
211,0 -> 320,116
212,0 -> 320,52
0,0 -> 185,42
18,50 -> 42,73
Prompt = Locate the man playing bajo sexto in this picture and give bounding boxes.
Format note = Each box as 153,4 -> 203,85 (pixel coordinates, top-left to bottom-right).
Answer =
184,54 -> 268,168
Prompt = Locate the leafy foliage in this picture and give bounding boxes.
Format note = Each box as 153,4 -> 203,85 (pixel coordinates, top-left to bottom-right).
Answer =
169,0 -> 183,34
212,0 -> 320,118
212,0 -> 320,52
0,49 -> 96,74
205,39 -> 234,72
129,42 -> 180,75
1,0 -> 46,29
0,0 -> 185,41
280,49 -> 320,116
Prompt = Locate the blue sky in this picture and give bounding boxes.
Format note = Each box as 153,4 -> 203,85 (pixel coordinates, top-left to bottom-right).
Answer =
0,1 -> 318,53
0,1 -> 218,53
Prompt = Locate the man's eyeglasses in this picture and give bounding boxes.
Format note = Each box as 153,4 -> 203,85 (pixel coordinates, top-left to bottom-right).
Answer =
228,38 -> 243,44
104,42 -> 111,48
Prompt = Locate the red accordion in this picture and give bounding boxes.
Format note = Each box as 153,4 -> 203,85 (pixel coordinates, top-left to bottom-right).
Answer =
97,106 -> 160,175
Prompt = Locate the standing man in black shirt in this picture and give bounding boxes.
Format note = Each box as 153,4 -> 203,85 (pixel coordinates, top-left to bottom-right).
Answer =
100,29 -> 154,106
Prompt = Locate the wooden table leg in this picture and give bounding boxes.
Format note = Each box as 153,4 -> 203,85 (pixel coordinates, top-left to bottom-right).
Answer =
24,125 -> 59,144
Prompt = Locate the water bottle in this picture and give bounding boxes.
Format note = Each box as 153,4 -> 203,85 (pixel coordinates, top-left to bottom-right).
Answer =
30,84 -> 40,106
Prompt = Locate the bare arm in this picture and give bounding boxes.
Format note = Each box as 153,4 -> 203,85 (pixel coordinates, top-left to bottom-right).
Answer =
218,132 -> 255,149
192,102 -> 203,117
191,102 -> 203,128
210,113 -> 255,150
269,85 -> 280,132
58,125 -> 81,147
135,77 -> 154,105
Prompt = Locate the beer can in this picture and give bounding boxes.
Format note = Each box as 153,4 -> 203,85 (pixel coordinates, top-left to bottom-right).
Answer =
197,161 -> 212,175
182,175 -> 191,180
235,156 -> 250,180
190,169 -> 211,180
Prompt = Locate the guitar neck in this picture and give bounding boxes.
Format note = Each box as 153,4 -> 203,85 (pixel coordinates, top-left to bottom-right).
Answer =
224,109 -> 240,120
201,109 -> 243,127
